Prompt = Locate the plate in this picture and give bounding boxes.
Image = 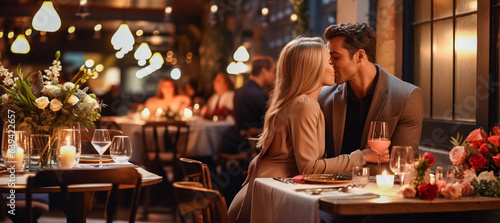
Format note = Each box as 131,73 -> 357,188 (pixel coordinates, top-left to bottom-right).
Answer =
79,154 -> 114,164
303,174 -> 352,185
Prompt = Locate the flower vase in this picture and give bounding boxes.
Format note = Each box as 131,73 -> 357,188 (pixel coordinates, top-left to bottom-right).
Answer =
29,134 -> 58,171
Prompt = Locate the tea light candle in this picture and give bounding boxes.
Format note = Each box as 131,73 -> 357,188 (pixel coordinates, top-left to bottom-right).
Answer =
156,108 -> 163,117
183,108 -> 193,119
60,137 -> 76,167
141,108 -> 150,119
12,148 -> 24,171
376,170 -> 394,191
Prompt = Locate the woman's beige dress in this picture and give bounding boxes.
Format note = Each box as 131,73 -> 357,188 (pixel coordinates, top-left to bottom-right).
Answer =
227,94 -> 366,223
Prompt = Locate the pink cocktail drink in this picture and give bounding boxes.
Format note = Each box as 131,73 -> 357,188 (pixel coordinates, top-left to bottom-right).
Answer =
367,138 -> 391,153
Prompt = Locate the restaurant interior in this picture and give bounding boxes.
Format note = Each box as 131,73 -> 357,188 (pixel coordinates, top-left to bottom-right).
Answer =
1,0 -> 500,222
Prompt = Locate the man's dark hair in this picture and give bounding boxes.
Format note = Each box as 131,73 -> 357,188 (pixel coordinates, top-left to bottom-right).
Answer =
324,22 -> 377,63
251,55 -> 273,77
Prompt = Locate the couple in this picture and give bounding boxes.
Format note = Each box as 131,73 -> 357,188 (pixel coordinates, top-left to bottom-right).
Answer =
228,23 -> 423,223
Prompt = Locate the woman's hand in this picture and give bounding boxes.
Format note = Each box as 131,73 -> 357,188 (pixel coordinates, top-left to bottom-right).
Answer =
361,148 -> 390,163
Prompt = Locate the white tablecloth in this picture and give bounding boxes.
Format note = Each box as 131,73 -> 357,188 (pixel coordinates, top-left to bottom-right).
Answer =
251,178 -> 380,223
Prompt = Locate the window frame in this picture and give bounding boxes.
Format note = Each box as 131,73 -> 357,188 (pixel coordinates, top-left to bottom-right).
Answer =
401,0 -> 493,149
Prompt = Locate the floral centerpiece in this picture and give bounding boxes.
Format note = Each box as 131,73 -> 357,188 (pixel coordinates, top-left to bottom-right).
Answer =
448,127 -> 500,196
0,51 -> 101,168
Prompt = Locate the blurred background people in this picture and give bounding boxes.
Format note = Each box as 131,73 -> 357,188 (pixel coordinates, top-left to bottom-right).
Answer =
201,72 -> 235,119
145,78 -> 191,115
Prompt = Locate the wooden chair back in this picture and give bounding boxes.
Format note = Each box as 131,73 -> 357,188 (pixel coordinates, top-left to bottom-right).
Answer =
26,166 -> 141,223
141,120 -> 189,173
180,158 -> 212,189
173,182 -> 228,223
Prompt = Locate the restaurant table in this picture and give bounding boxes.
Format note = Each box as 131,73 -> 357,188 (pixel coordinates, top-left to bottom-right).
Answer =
250,178 -> 500,223
0,164 -> 162,223
99,116 -> 234,163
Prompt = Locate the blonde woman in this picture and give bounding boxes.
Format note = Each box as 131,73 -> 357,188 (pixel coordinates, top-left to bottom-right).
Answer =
228,37 -> 381,223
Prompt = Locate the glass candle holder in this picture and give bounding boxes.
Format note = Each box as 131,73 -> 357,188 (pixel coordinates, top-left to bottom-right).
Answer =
57,129 -> 81,168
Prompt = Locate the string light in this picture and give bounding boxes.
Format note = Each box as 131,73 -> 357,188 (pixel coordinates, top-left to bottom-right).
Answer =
25,29 -> 32,36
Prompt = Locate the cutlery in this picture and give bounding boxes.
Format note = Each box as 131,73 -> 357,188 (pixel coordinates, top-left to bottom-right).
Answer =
295,185 -> 353,193
273,177 -> 297,184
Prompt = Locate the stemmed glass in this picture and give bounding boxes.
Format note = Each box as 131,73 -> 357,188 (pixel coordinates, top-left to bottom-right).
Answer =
367,121 -> 391,173
91,129 -> 111,167
389,146 -> 414,187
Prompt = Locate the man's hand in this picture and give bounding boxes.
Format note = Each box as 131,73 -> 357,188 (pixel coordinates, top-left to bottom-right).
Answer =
362,148 -> 390,163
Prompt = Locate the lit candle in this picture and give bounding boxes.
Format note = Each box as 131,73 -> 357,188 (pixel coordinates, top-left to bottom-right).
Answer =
141,108 -> 150,119
60,137 -> 76,167
376,170 -> 394,191
9,147 -> 24,171
156,108 -> 163,117
183,108 -> 193,119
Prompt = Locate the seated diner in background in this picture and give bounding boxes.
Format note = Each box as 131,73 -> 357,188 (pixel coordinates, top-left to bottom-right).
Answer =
145,78 -> 191,116
201,72 -> 235,120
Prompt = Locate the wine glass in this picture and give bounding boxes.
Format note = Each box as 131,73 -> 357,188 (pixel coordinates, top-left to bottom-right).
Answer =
367,121 -> 391,173
389,146 -> 414,187
110,136 -> 132,163
91,129 -> 111,167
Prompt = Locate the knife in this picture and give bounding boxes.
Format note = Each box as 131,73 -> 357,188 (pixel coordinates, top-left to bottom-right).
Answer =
294,186 -> 348,192
273,177 -> 297,184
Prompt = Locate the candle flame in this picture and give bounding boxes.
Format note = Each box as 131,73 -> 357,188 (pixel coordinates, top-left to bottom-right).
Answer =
382,170 -> 387,175
66,136 -> 71,146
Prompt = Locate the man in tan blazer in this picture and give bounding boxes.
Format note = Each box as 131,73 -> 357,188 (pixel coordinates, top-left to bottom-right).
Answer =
318,23 -> 423,174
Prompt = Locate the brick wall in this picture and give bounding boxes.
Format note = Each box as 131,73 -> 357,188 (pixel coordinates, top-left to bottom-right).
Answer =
375,0 -> 396,75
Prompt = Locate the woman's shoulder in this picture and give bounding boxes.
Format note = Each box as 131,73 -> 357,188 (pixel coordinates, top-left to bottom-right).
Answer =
286,95 -> 321,116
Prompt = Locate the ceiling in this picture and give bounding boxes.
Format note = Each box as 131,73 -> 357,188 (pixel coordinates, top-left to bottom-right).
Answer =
0,0 -> 209,64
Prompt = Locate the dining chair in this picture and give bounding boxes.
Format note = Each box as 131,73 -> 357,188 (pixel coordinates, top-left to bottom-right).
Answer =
141,120 -> 189,180
173,181 -> 228,223
180,158 -> 212,189
26,166 -> 142,223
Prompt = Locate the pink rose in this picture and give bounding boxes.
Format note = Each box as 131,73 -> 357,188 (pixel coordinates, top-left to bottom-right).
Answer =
488,135 -> 500,147
437,180 -> 447,196
466,128 -> 487,148
441,182 -> 462,199
478,143 -> 490,154
469,154 -> 487,169
398,185 -> 417,198
460,181 -> 474,196
463,170 -> 477,183
449,146 -> 468,165
492,154 -> 500,168
422,152 -> 435,166
493,126 -> 500,135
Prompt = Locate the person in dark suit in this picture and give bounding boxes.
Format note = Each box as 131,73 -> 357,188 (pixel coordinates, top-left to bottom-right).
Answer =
319,22 -> 423,175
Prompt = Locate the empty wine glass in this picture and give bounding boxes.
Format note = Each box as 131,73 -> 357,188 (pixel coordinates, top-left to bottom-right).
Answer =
389,146 -> 414,187
110,136 -> 132,163
367,121 -> 391,173
91,129 -> 111,167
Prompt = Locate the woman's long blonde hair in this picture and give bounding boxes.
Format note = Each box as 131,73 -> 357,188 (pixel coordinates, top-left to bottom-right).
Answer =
257,37 -> 327,148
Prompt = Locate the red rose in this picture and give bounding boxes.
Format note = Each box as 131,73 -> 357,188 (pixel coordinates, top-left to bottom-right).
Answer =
492,154 -> 500,168
466,128 -> 487,148
488,135 -> 500,147
493,126 -> 500,135
468,154 -> 487,169
422,152 -> 435,166
417,183 -> 438,200
478,143 -> 490,154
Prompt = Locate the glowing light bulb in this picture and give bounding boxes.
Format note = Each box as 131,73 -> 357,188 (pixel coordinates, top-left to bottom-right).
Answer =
134,42 -> 152,66
233,46 -> 249,62
68,26 -> 75,34
111,24 -> 135,56
11,34 -> 30,54
165,6 -> 172,14
25,29 -> 32,36
94,24 -> 102,31
262,7 -> 269,16
32,1 -> 62,32
95,64 -> 104,72
290,13 -> 298,22
85,59 -> 94,67
170,68 -> 181,80
211,5 -> 218,13
136,29 -> 143,36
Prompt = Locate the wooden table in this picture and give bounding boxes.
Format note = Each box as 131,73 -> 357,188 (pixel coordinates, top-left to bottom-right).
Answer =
0,165 -> 162,222
251,178 -> 500,223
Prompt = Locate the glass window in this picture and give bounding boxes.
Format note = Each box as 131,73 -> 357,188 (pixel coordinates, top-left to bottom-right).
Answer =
414,0 -> 431,23
413,24 -> 432,118
433,0 -> 453,19
454,14 -> 477,121
432,20 -> 454,120
456,0 -> 477,15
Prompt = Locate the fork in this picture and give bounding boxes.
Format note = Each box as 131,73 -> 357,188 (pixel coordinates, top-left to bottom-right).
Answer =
273,177 -> 297,184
